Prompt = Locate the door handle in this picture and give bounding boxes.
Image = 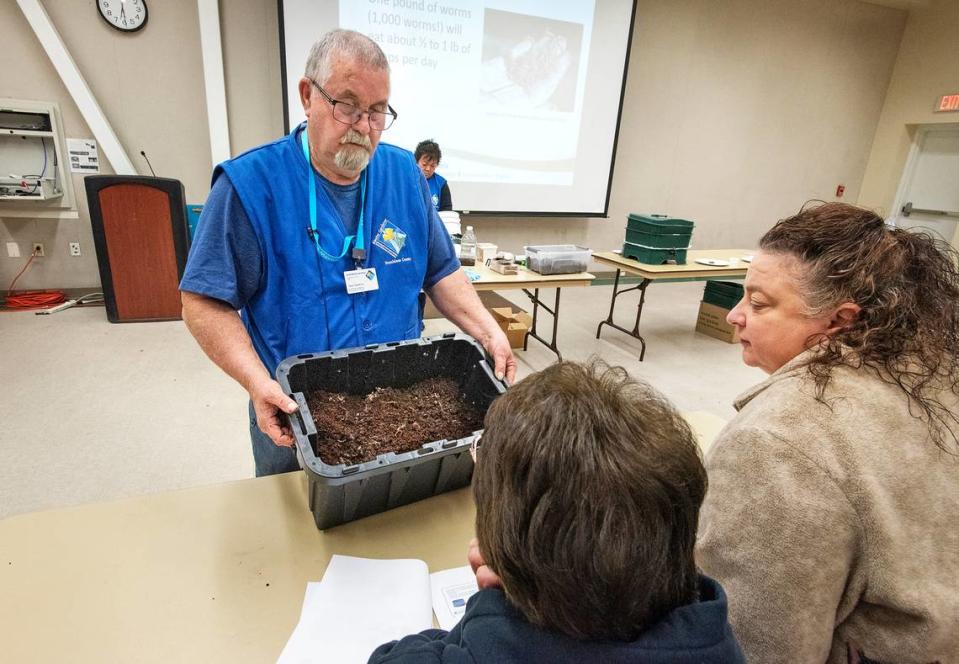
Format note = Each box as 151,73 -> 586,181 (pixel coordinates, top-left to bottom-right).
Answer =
901,202 -> 959,219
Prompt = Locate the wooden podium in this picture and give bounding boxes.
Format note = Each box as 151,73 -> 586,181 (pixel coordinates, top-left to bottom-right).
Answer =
85,175 -> 190,322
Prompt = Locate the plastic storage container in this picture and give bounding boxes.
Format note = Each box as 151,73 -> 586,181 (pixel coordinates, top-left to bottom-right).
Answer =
621,214 -> 695,265
625,226 -> 694,249
524,245 -> 591,275
276,334 -> 506,529
622,242 -> 688,265
624,213 -> 694,257
703,281 -> 744,310
627,213 -> 695,234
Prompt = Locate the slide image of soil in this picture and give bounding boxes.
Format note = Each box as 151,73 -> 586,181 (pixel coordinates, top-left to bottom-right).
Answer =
479,8 -> 584,112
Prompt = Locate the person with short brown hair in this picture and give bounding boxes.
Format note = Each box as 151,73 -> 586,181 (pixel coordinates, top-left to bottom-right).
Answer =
698,201 -> 959,663
370,361 -> 745,663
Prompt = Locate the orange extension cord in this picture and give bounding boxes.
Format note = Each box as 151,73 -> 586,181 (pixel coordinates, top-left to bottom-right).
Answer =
3,251 -> 66,310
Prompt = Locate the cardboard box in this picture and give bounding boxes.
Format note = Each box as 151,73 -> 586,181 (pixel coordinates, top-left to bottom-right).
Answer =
476,243 -> 498,266
695,301 -> 740,344
491,306 -> 533,349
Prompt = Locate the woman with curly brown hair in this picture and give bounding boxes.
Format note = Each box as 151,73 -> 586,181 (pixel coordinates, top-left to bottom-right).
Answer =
697,202 -> 959,664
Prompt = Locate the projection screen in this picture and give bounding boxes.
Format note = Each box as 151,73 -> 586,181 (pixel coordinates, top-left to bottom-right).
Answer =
280,0 -> 636,216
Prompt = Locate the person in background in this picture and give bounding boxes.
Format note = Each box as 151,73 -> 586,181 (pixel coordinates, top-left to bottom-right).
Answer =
697,202 -> 959,663
180,30 -> 514,477
414,139 -> 452,212
369,361 -> 745,663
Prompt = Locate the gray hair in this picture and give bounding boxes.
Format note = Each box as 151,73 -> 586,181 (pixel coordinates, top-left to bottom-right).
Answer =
304,29 -> 389,86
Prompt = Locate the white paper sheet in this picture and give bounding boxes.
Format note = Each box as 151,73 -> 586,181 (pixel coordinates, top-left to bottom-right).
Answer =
429,565 -> 480,631
277,555 -> 433,664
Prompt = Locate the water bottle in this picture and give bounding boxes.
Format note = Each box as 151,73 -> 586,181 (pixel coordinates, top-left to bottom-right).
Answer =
460,225 -> 476,266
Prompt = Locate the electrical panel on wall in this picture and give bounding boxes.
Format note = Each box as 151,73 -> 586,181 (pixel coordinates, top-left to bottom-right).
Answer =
0,99 -> 77,219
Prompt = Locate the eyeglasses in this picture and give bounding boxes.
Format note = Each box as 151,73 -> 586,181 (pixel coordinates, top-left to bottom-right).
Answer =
309,79 -> 398,131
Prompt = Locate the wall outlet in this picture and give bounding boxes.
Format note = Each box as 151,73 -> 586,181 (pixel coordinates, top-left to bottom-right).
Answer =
69,242 -> 81,257
6,242 -> 20,258
32,243 -> 45,257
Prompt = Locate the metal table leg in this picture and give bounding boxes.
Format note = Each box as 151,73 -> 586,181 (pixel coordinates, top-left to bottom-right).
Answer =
521,287 -> 563,361
595,268 -> 652,361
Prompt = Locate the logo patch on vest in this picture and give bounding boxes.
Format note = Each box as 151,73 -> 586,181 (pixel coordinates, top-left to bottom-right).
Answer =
373,219 -> 407,258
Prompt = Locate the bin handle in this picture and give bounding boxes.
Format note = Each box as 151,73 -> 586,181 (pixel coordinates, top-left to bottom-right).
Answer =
287,394 -> 309,437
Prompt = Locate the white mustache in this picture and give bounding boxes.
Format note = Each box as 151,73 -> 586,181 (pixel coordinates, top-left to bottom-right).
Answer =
340,130 -> 372,150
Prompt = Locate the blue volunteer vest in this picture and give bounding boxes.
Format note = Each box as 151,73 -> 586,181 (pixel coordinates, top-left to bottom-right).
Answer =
426,172 -> 447,211
217,124 -> 429,375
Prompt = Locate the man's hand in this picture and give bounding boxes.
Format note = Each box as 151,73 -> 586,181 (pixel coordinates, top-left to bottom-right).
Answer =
181,292 -> 297,445
250,378 -> 299,447
483,327 -> 517,385
468,538 -> 503,590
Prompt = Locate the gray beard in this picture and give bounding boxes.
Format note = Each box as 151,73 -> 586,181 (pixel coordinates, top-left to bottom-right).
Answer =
334,144 -> 370,172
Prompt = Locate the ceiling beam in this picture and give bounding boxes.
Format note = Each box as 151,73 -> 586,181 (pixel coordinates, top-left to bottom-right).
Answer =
16,0 -> 136,175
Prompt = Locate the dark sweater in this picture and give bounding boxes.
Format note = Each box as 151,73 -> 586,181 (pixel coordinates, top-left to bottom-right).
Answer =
368,575 -> 745,663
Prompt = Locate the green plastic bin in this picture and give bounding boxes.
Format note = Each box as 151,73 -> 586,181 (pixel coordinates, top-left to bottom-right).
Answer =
625,227 -> 693,249
625,213 -> 694,253
622,242 -> 688,265
627,213 -> 695,231
703,281 -> 744,309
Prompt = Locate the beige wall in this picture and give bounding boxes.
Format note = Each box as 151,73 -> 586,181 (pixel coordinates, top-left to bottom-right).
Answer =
0,0 -> 212,290
0,0 -> 910,289
221,0 -> 284,155
858,0 -> 959,230
473,0 -> 907,255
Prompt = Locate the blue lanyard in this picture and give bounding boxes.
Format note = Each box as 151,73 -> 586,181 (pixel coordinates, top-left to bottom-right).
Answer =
300,129 -> 366,263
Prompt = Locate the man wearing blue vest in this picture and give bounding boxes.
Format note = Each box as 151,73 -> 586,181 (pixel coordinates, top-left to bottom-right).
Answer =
180,29 -> 515,476
415,140 -> 452,212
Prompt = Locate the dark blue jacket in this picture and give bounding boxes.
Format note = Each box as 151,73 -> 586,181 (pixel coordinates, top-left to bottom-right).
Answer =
368,575 -> 745,663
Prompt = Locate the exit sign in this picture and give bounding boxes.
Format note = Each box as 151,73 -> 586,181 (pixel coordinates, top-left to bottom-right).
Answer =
936,94 -> 959,112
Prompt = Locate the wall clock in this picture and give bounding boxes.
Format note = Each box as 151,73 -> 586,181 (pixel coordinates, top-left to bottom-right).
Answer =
97,0 -> 148,33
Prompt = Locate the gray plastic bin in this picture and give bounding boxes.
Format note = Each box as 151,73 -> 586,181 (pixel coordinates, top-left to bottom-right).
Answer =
276,334 -> 506,529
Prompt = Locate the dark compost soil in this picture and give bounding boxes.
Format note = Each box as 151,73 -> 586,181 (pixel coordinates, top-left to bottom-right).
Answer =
306,377 -> 484,466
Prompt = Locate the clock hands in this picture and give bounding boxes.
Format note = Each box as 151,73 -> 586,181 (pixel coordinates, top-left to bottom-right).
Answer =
99,0 -> 145,31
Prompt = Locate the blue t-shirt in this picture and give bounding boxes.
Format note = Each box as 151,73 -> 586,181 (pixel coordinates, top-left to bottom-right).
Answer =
185,164 -> 457,313
319,177 -> 360,237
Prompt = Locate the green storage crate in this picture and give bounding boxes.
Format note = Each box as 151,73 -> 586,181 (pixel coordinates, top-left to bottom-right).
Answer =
627,213 -> 695,231
703,281 -> 744,309
625,227 -> 693,249
623,241 -> 687,265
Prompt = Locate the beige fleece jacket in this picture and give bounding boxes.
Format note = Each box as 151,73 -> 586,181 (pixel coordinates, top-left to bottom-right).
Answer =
698,351 -> 959,664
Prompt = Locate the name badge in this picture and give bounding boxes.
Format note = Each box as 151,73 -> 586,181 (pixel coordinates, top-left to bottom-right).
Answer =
344,267 -> 379,294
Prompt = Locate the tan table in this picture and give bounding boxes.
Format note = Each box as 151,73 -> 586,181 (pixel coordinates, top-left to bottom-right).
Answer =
464,263 -> 594,360
593,249 -> 752,361
0,412 -> 724,664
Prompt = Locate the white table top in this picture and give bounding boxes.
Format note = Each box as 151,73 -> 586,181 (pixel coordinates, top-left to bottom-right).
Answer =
464,262 -> 594,291
593,249 -> 754,280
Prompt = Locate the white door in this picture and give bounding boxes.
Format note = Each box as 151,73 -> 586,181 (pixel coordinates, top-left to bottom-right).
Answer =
891,125 -> 959,242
